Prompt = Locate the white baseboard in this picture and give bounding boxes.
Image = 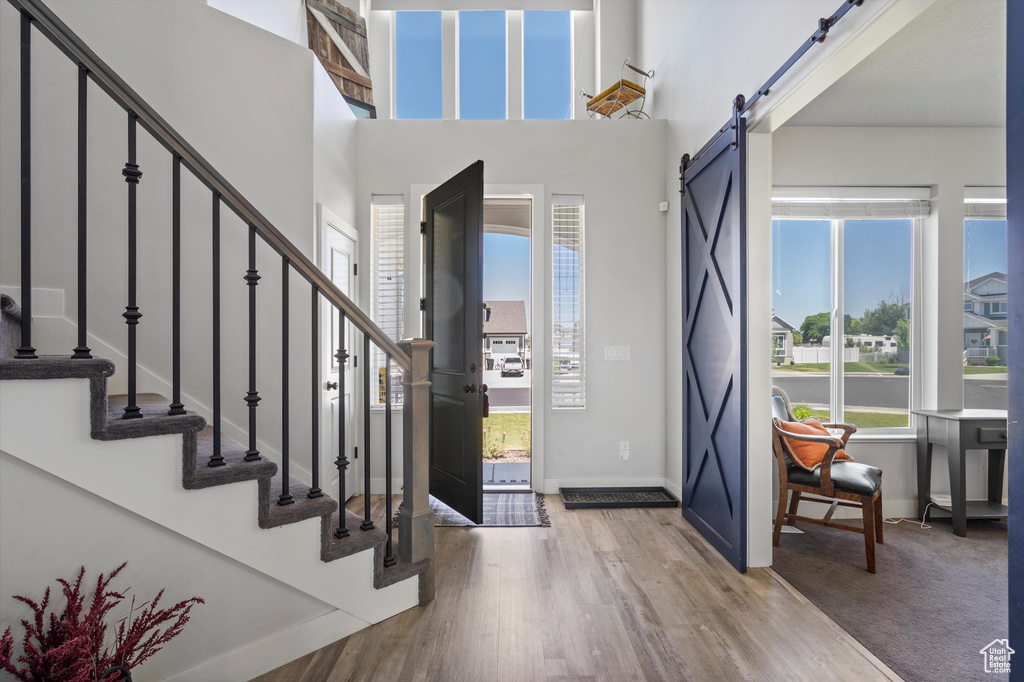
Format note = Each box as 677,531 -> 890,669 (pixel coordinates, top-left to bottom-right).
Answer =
165,609 -> 365,682
663,477 -> 682,501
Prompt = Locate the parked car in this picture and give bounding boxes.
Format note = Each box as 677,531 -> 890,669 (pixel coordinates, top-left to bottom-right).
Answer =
500,355 -> 524,377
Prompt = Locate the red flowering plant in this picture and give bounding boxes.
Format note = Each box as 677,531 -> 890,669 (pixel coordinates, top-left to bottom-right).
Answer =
0,562 -> 203,681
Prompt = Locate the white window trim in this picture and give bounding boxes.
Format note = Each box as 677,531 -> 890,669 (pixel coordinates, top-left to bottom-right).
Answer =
772,203 -> 920,434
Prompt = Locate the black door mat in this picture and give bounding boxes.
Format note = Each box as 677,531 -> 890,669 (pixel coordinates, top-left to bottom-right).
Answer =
559,487 -> 679,509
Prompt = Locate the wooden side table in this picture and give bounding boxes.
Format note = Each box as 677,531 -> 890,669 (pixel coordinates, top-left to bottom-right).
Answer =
912,409 -> 1008,536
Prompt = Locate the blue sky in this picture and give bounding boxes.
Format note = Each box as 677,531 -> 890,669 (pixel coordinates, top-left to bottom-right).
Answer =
396,10 -> 571,120
772,218 -> 1008,331
484,233 -> 531,334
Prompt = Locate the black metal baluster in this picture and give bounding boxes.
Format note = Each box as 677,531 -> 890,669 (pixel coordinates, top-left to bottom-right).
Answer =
168,155 -> 185,415
72,64 -> 91,359
361,333 -> 374,530
121,112 -> 143,418
308,286 -> 323,498
334,310 -> 350,538
208,193 -> 224,467
384,353 -> 395,567
279,257 -> 294,505
16,12 -> 36,360
243,224 -> 261,460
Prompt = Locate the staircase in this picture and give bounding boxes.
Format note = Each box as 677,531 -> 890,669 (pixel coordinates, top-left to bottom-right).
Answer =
0,0 -> 435,677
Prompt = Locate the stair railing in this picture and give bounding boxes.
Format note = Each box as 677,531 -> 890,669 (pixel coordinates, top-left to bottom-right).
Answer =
7,0 -> 434,580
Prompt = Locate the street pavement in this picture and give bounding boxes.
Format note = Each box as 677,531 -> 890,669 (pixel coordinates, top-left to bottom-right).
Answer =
771,372 -> 1007,410
484,368 -> 531,407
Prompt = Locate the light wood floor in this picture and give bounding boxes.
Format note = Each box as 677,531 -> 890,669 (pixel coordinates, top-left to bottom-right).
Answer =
252,495 -> 898,682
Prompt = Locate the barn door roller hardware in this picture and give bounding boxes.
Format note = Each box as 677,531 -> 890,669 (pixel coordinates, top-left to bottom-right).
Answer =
681,0 -> 864,173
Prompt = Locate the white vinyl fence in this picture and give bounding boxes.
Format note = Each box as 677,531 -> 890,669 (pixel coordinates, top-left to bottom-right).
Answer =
792,346 -> 860,363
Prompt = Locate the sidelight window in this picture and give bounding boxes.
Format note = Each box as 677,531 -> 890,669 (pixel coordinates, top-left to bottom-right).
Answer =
371,196 -> 405,405
552,195 -> 585,409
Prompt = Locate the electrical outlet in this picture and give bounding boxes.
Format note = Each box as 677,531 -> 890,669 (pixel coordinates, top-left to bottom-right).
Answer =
620,441 -> 630,460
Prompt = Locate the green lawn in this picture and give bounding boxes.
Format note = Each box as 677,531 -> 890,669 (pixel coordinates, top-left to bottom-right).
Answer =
963,366 -> 1008,374
794,406 -> 909,429
778,361 -> 907,374
482,412 -> 531,458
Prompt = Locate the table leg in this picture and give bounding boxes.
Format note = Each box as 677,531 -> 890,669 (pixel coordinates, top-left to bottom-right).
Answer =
988,448 -> 1007,504
916,421 -> 932,521
947,429 -> 967,537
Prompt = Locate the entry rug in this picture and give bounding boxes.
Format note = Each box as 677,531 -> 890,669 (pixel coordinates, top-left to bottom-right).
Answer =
394,493 -> 550,528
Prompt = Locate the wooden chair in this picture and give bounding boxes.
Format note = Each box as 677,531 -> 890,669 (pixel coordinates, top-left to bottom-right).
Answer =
771,386 -> 884,573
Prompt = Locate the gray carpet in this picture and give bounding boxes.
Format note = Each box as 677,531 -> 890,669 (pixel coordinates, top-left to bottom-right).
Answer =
772,516 -> 1008,682
428,493 -> 550,527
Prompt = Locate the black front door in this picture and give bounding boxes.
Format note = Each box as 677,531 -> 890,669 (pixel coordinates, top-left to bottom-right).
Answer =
681,119 -> 748,572
424,161 -> 485,523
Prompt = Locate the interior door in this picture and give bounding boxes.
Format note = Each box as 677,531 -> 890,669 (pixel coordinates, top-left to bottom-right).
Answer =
320,208 -> 360,501
680,119 -> 748,572
424,161 -> 485,523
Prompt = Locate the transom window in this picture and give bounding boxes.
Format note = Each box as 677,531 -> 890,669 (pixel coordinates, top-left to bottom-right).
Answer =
393,9 -> 573,120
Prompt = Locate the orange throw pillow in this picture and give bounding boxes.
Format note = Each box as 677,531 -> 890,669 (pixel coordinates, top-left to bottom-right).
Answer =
779,418 -> 853,471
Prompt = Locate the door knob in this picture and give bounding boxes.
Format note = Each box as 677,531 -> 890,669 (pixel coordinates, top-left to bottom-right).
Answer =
326,381 -> 338,390
463,384 -> 477,393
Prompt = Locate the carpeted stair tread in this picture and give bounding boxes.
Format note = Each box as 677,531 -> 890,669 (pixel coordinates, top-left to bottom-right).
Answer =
259,473 -> 338,529
321,508 -> 387,561
100,393 -> 206,440
0,356 -> 116,381
186,426 -> 278,489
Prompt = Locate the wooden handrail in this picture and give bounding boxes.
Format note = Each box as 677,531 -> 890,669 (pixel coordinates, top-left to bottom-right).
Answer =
10,0 -> 410,371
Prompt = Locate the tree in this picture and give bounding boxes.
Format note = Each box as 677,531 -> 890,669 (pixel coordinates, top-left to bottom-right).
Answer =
800,312 -> 830,344
861,292 -> 909,336
792,330 -> 803,346
895,318 -> 910,351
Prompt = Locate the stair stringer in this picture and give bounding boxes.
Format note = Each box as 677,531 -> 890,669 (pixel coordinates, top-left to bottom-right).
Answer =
0,377 -> 418,625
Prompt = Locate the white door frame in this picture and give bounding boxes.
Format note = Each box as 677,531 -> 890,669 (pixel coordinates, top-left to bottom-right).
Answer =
409,183 -> 546,493
318,204 -> 361,500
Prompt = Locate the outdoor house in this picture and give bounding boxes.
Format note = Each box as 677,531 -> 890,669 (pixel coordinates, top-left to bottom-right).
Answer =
964,271 -> 1008,364
0,0 -> 1018,681
483,300 -> 527,366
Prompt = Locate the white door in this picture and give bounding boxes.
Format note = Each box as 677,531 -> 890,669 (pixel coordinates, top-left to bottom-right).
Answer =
319,207 -> 360,501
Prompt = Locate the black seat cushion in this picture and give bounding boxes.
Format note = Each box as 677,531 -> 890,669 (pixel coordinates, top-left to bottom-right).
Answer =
787,460 -> 882,496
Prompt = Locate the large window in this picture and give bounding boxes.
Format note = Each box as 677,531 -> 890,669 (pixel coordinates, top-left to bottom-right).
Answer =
524,11 -> 571,120
963,198 -> 1008,409
459,11 -> 506,119
771,193 -> 926,430
371,197 -> 405,404
393,9 -> 574,119
394,12 -> 442,119
552,196 -> 584,409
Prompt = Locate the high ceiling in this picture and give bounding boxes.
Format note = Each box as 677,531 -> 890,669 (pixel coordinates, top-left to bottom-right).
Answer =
787,0 -> 1006,127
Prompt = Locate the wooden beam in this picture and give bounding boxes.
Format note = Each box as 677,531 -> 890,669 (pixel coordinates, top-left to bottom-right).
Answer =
319,59 -> 373,89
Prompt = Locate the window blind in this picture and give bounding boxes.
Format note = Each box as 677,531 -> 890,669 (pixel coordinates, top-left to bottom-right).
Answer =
772,187 -> 931,219
371,197 -> 405,405
964,200 -> 1007,219
552,196 -> 585,409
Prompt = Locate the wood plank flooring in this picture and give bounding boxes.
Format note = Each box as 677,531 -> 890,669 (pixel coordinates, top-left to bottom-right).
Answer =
252,495 -> 898,682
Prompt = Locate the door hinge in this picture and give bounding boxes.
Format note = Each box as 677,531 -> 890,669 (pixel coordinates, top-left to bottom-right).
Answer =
420,221 -> 427,235
354,446 -> 358,460
420,297 -> 426,311
353,263 -> 358,276
353,355 -> 357,367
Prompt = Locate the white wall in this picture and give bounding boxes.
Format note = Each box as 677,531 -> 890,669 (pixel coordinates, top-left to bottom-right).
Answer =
0,0 -> 359,482
0,452 -> 331,680
356,119 -> 669,493
772,125 -> 1008,514
208,0 -> 310,47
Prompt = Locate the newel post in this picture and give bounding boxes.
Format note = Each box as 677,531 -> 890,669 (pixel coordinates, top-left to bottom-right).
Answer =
398,338 -> 435,600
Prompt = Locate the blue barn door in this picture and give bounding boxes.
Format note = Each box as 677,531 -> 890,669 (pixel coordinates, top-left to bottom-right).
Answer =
680,114 -> 747,573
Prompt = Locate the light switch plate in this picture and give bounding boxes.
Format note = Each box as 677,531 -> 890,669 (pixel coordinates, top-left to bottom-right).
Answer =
605,346 -> 631,361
